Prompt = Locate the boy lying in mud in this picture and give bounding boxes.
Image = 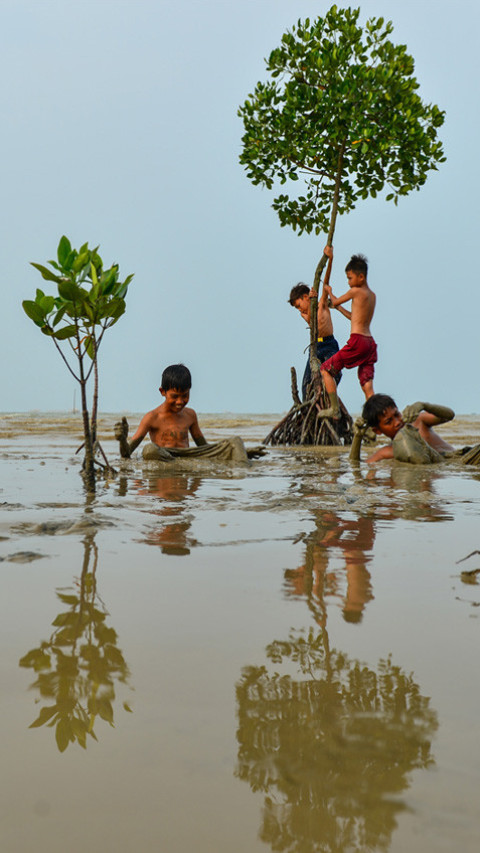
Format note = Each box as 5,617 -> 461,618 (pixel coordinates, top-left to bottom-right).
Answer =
361,395 -> 455,464
115,363 -> 265,463
348,394 -> 456,464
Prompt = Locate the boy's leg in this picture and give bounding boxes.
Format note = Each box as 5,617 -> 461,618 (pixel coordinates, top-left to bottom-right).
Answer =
358,341 -> 377,401
361,380 -> 374,399
318,370 -> 340,419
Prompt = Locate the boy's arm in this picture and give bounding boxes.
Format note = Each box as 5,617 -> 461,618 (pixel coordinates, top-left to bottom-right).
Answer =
335,303 -> 352,320
366,445 -> 394,464
114,413 -> 151,458
402,402 -> 455,427
309,245 -> 333,312
189,413 -> 208,446
326,285 -> 355,309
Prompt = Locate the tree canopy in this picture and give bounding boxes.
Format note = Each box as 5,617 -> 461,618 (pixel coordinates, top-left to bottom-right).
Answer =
238,5 -> 446,238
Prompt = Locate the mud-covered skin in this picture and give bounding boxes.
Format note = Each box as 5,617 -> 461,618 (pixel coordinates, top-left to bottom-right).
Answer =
392,424 -> 444,464
402,402 -> 455,425
114,417 -> 143,459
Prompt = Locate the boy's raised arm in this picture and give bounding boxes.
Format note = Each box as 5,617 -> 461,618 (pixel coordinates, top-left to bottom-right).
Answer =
115,413 -> 151,458
402,401 -> 455,426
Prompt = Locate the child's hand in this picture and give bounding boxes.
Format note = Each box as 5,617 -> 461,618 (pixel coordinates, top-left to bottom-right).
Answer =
402,402 -> 425,424
114,416 -> 129,440
324,284 -> 332,296
309,288 -> 318,299
323,245 -> 333,259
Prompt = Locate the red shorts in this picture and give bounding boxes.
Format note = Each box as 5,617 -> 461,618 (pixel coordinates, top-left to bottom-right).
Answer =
321,334 -> 377,387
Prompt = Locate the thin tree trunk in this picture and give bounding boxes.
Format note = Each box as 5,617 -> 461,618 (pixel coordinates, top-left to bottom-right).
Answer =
309,138 -> 347,386
78,352 -> 95,492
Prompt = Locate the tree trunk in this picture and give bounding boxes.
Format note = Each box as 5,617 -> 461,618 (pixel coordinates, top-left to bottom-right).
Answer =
79,354 -> 96,492
264,139 -> 353,447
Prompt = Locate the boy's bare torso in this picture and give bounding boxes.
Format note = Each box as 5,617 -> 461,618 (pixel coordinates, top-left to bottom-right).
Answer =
350,284 -> 376,336
146,405 -> 197,448
317,300 -> 334,337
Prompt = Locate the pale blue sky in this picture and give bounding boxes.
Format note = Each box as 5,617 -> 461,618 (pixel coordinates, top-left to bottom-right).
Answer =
2,0 -> 479,414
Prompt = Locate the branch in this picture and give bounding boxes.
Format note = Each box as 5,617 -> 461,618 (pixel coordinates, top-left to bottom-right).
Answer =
48,327 -> 80,383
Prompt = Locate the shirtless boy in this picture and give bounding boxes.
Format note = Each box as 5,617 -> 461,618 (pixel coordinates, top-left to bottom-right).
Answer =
361,394 -> 455,464
116,364 -> 207,458
288,247 -> 344,400
319,246 -> 377,420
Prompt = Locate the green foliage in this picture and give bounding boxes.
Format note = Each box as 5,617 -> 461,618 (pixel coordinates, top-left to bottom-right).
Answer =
22,236 -> 134,489
238,6 -> 446,235
23,236 -> 133,352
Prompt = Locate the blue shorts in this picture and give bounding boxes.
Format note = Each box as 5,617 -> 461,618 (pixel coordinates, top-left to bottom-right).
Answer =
302,336 -> 342,400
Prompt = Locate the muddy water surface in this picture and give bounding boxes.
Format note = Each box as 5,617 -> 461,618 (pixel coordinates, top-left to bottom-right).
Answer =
1,412 -> 479,852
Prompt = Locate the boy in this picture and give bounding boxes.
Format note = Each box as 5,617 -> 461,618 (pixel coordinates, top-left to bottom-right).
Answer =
115,363 -> 266,462
319,246 -> 377,419
288,247 -> 344,401
361,394 -> 455,464
116,363 -> 207,458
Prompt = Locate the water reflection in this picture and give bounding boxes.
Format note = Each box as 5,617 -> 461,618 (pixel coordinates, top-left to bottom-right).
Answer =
285,512 -> 375,625
362,464 -> 455,522
236,627 -> 438,852
287,463 -> 456,628
19,532 -> 132,751
133,472 -> 201,555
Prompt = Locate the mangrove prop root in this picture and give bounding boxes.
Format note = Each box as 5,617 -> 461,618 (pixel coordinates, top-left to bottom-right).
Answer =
290,367 -> 301,407
264,370 -> 353,446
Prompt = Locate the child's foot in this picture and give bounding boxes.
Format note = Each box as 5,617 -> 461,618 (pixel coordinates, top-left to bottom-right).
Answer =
317,405 -> 340,420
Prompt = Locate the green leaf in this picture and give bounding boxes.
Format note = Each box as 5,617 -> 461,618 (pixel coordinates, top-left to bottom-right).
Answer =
58,280 -> 83,302
85,336 -> 96,359
39,295 -> 55,314
90,261 -> 99,286
62,249 -> 78,272
30,262 -> 62,283
52,305 -> 67,327
22,300 -> 45,325
57,235 -> 72,268
72,251 -> 90,273
52,325 -> 77,340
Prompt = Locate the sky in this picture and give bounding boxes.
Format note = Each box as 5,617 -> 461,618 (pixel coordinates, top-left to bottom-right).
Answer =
1,0 -> 479,415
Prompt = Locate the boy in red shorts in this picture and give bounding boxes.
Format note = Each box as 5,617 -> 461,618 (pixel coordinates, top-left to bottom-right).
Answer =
319,246 -> 377,419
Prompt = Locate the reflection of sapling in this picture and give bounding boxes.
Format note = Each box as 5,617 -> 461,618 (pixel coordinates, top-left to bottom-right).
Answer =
239,6 -> 445,442
236,627 -> 438,851
19,535 -> 132,752
22,236 -> 134,491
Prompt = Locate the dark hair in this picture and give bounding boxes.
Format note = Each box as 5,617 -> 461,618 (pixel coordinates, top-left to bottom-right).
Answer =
161,363 -> 192,392
345,254 -> 368,277
362,394 -> 397,428
288,282 -> 309,305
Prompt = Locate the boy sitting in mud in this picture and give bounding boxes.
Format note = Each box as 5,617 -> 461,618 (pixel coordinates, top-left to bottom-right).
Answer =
115,363 -> 206,458
288,247 -> 345,401
319,246 -> 377,419
115,363 -> 265,462
360,394 -> 455,464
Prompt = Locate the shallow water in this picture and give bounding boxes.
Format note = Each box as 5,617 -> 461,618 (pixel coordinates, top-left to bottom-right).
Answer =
1,412 -> 479,852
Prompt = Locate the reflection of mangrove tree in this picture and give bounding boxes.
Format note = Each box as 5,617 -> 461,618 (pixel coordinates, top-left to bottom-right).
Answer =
236,627 -> 438,853
19,534 -> 131,751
